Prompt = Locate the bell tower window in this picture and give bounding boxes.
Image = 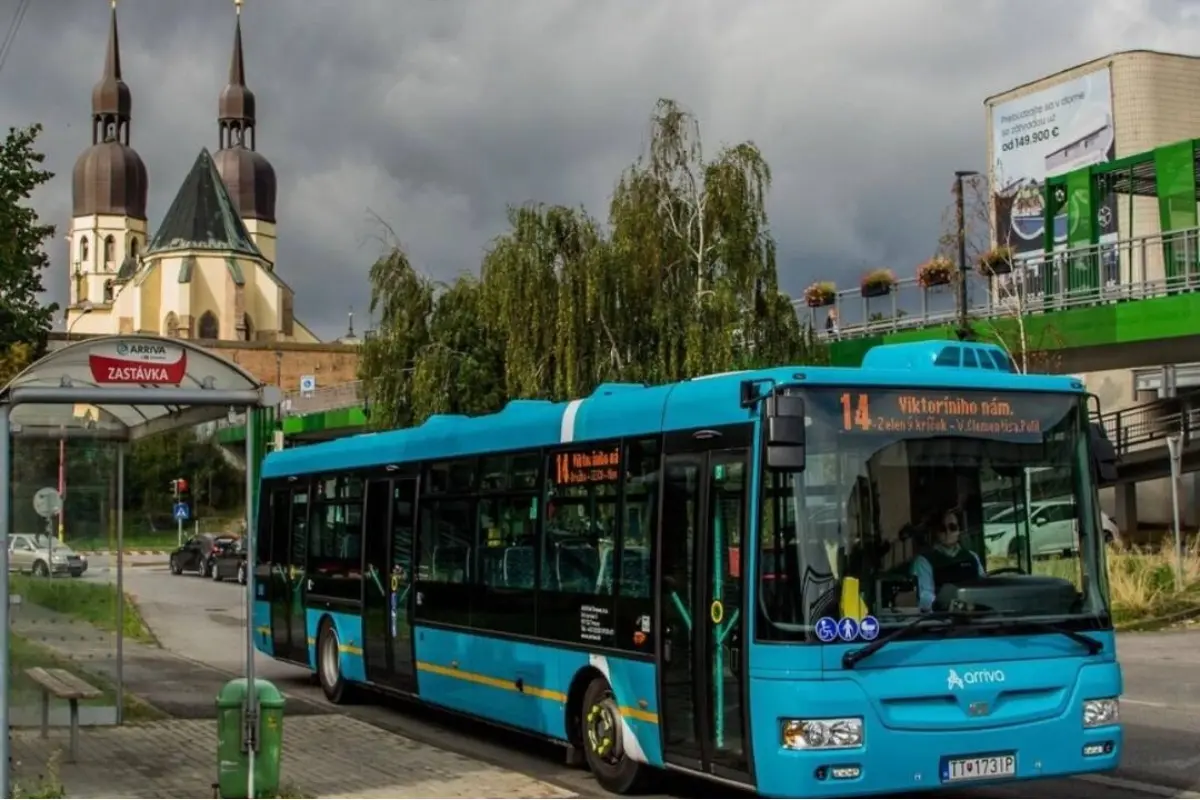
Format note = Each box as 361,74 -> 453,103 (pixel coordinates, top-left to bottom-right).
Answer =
79,237 -> 90,265
103,235 -> 115,270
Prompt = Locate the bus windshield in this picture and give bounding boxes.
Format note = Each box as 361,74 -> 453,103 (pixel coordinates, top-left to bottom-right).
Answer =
756,386 -> 1111,643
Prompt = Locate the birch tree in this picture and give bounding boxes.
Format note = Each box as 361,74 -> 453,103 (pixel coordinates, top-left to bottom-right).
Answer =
938,173 -> 1047,373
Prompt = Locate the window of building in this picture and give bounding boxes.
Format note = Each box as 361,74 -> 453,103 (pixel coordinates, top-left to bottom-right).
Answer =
78,237 -> 89,265
103,235 -> 115,269
103,280 -> 114,303
198,311 -> 219,339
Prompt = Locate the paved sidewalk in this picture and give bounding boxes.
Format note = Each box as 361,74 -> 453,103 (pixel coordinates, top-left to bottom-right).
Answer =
9,602 -> 315,719
10,715 -> 579,798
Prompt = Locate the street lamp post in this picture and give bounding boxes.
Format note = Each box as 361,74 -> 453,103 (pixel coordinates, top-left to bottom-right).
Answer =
57,302 -> 95,541
955,170 -> 980,340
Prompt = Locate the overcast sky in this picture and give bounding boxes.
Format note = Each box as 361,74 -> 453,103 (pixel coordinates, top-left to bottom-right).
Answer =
5,0 -> 1199,341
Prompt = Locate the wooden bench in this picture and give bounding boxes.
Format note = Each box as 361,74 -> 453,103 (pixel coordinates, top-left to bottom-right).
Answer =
25,667 -> 102,762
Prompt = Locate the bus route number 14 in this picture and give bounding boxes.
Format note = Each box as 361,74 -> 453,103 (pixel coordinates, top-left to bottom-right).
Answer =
840,392 -> 872,431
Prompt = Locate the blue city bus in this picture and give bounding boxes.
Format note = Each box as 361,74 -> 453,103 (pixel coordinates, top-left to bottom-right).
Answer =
251,340 -> 1123,797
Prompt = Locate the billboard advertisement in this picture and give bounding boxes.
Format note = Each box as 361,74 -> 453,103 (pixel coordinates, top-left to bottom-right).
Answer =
990,67 -> 1115,256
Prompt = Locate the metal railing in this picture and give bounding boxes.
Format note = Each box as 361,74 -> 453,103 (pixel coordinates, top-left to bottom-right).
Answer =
805,226 -> 1200,340
1093,392 -> 1200,457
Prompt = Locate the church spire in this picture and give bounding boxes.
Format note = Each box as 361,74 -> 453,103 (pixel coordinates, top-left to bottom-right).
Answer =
91,0 -> 131,145
219,0 -> 256,150
214,0 -> 277,224
73,0 -> 148,220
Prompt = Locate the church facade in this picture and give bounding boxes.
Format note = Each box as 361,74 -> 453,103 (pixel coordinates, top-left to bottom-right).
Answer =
65,3 -> 318,344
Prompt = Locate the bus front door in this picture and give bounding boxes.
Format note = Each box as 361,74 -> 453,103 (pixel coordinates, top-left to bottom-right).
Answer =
362,476 -> 419,693
659,439 -> 752,785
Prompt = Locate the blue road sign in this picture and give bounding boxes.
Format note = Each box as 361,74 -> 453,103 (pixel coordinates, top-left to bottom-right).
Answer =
859,615 -> 880,641
814,617 -> 838,643
838,617 -> 860,642
173,501 -> 190,522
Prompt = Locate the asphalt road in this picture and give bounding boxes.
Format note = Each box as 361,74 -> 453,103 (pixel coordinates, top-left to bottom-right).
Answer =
90,555 -> 1200,799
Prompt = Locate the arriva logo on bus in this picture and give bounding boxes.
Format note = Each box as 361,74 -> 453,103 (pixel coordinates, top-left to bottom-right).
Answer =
947,668 -> 1006,691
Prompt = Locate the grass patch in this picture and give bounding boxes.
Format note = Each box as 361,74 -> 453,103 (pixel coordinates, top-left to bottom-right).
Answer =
65,531 -> 182,553
11,749 -> 65,799
10,634 -> 163,722
1107,538 -> 1200,628
10,575 -> 155,644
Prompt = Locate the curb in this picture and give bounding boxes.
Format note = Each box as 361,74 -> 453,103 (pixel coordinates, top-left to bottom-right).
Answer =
1115,604 -> 1200,632
77,550 -> 170,556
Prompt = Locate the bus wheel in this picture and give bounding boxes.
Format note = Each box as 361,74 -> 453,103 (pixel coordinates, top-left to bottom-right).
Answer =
580,677 -> 653,795
317,620 -> 350,705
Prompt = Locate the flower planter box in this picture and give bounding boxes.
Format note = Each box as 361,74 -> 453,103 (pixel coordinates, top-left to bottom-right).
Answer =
861,283 -> 892,299
804,282 -> 837,308
978,247 -> 1014,277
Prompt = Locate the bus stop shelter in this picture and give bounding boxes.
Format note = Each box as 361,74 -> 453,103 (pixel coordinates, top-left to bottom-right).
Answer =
0,334 -> 280,795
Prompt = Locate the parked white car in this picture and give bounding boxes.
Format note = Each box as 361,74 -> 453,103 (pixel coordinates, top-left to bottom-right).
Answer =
983,500 -> 1120,560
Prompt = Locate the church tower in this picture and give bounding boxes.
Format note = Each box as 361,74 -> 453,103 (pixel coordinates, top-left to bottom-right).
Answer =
68,0 -> 148,335
214,0 -> 277,265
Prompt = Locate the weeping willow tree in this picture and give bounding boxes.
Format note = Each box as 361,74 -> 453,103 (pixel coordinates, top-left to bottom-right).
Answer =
360,98 -> 827,427
358,246 -> 433,429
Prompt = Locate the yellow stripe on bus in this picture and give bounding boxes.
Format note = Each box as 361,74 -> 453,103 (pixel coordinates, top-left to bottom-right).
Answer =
414,660 -> 659,724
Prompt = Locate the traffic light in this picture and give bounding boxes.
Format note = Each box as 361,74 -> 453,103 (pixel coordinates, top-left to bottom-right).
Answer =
170,478 -> 190,496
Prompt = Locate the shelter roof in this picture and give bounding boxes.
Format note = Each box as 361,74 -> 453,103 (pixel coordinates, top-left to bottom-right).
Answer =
0,335 -> 271,441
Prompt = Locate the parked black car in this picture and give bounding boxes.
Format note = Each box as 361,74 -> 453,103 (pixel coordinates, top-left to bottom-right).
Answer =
169,533 -> 237,578
211,537 -> 247,585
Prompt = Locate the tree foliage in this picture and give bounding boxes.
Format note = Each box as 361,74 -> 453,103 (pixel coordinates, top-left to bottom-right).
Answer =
0,124 -> 58,359
360,99 -> 826,426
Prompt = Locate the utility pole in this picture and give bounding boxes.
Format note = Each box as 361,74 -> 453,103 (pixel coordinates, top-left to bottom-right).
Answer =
955,170 -> 979,341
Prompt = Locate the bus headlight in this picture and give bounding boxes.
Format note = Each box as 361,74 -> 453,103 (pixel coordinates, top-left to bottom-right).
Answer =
1082,698 -> 1119,728
781,718 -> 864,750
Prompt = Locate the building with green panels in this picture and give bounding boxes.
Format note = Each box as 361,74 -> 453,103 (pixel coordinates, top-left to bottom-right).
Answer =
831,136 -> 1200,370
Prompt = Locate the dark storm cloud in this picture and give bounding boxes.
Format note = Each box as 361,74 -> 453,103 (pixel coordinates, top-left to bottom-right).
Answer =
2,0 -> 1192,339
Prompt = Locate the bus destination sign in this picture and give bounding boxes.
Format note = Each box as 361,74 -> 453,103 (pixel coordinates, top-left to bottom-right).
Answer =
554,447 -> 621,485
836,389 -> 1061,437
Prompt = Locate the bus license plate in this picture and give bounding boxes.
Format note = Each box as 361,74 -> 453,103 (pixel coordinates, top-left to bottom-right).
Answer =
941,753 -> 1016,783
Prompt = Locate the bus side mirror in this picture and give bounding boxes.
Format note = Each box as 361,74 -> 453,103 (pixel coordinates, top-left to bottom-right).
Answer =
765,393 -> 806,472
1088,422 -> 1118,483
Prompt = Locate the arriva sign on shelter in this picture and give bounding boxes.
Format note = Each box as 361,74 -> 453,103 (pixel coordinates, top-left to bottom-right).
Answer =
88,340 -> 189,386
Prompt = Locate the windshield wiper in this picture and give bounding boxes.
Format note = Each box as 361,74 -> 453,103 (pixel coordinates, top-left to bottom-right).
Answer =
842,612 -> 972,670
973,614 -> 1104,655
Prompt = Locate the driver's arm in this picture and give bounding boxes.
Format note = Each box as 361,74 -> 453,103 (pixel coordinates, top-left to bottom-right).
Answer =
910,554 -> 935,611
970,550 -> 986,577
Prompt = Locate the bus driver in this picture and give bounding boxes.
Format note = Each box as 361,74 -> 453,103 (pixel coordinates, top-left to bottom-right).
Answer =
911,507 -> 985,612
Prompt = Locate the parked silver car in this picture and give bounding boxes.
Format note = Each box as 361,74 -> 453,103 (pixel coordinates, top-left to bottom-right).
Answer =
7,533 -> 88,577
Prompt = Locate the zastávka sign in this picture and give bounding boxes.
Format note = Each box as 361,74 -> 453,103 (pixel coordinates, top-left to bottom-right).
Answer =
88,341 -> 188,385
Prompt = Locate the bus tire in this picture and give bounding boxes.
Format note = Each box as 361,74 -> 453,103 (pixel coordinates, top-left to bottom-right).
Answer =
317,619 -> 352,705
579,676 -> 654,795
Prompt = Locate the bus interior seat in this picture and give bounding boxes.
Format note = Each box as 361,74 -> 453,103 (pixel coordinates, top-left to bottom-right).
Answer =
503,546 -> 535,589
433,545 -> 469,583
557,544 -> 600,593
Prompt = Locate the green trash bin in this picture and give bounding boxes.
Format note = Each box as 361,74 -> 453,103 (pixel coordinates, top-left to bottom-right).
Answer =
216,678 -> 285,798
